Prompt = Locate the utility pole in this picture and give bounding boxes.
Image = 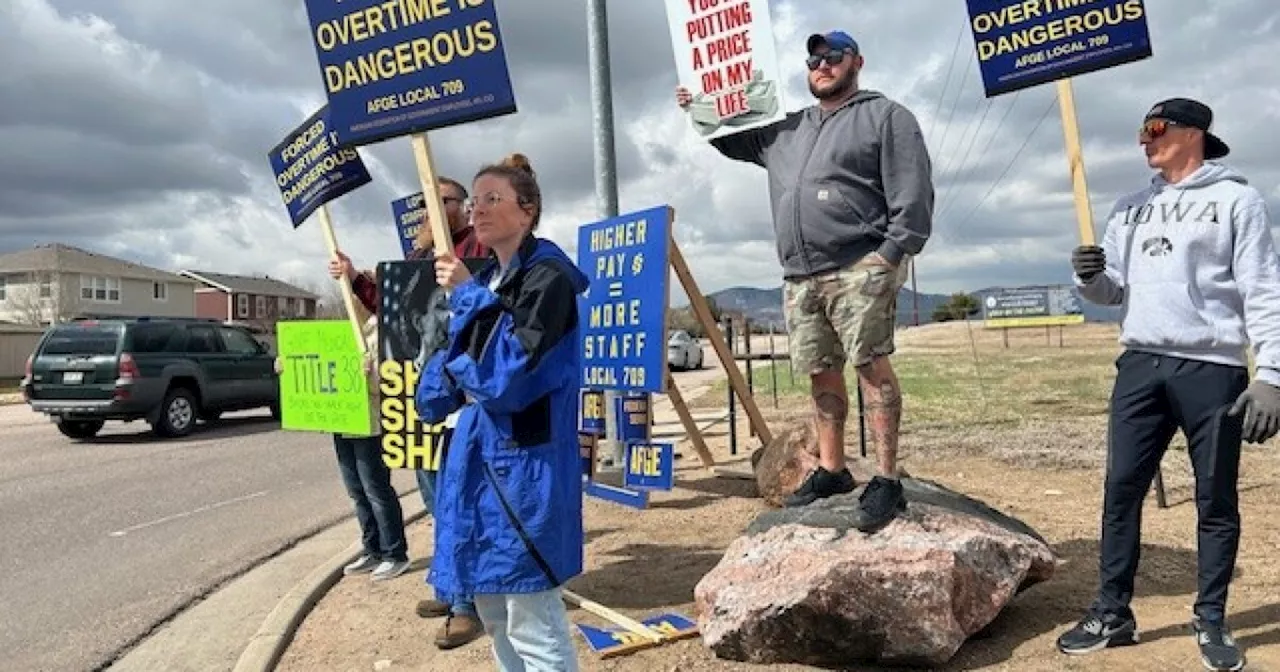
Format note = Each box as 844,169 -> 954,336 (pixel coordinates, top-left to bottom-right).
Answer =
587,0 -> 623,468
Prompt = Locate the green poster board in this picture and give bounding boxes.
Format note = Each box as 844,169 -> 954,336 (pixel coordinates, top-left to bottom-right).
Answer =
277,320 -> 374,436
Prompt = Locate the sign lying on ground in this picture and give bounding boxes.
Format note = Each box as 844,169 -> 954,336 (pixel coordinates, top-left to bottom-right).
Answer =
981,285 -> 1084,328
375,257 -> 489,468
577,205 -> 672,394
267,105 -> 373,227
662,0 -> 785,139
277,320 -> 374,435
391,192 -> 426,258
965,0 -> 1153,97
301,0 -> 518,146
575,611 -> 699,657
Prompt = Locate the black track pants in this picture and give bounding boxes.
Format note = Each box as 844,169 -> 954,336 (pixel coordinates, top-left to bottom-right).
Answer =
1093,351 -> 1247,623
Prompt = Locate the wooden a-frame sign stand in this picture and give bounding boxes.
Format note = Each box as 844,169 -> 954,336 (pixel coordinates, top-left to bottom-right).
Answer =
574,206 -> 771,655
582,205 -> 772,508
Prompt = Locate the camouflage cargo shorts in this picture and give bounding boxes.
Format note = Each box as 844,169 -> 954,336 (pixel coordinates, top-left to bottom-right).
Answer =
784,255 -> 909,374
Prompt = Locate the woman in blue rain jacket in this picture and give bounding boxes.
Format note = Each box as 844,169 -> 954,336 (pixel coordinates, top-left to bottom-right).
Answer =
416,153 -> 588,671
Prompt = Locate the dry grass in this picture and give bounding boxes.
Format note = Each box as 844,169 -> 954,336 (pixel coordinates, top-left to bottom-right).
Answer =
699,322 -> 1232,477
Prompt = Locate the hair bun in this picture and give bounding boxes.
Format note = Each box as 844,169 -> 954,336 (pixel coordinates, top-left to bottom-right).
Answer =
501,152 -> 535,176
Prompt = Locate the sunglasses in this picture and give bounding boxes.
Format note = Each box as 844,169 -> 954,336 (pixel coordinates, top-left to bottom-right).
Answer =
806,50 -> 850,71
1139,118 -> 1187,139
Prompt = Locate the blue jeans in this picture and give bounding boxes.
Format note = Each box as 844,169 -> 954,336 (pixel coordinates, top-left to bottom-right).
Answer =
416,466 -> 477,617
333,434 -> 407,562
474,588 -> 578,671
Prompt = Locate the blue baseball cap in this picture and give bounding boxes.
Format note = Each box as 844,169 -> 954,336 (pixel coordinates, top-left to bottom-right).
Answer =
807,30 -> 859,55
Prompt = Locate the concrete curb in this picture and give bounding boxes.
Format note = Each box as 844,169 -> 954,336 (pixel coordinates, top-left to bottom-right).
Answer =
232,495 -> 429,672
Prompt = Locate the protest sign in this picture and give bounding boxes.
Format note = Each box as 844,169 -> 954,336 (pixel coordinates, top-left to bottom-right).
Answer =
623,441 -> 675,491
268,105 -> 373,227
268,105 -> 375,349
301,0 -> 518,266
577,205 -> 671,394
391,192 -> 426,258
964,0 -> 1153,246
301,0 -> 517,148
375,257 -> 488,469
966,0 -> 1152,97
663,0 -> 785,139
277,320 -> 374,436
575,611 -> 698,658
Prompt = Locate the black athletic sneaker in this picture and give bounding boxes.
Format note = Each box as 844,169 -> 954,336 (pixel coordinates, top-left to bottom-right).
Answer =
854,476 -> 907,533
782,466 -> 856,507
1056,610 -> 1139,655
1193,617 -> 1244,671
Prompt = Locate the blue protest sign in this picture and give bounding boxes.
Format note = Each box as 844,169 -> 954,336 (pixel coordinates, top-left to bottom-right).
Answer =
577,205 -> 672,393
267,105 -> 372,227
965,0 -> 1152,97
614,392 -> 650,444
579,389 -> 606,435
624,441 -> 675,491
574,611 -> 699,656
391,192 -> 425,258
301,0 -> 518,147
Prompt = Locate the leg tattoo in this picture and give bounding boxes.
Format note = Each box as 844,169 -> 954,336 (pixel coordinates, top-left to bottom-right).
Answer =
810,371 -> 848,472
859,361 -> 902,477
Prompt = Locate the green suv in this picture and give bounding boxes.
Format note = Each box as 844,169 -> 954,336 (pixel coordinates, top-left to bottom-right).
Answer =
20,317 -> 280,439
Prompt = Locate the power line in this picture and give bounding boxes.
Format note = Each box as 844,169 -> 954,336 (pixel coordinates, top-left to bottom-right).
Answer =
934,96 -> 992,214
937,90 -> 1022,221
927,25 -> 966,146
950,93 -> 1059,234
931,50 -> 975,168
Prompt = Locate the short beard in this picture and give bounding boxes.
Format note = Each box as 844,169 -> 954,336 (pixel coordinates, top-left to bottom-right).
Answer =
809,71 -> 856,101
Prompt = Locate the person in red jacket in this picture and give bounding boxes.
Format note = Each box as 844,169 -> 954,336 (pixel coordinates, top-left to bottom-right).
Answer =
334,177 -> 490,313
327,175 -> 489,650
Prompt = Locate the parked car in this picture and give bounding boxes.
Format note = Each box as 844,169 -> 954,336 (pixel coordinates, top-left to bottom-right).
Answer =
667,329 -> 704,371
20,317 -> 279,440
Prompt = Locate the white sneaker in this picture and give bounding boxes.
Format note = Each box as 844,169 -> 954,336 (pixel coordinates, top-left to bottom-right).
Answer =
371,559 -> 410,581
343,554 -> 379,575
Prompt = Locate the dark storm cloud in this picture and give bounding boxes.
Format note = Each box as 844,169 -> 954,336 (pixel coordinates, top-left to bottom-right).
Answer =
3,0 -> 1277,296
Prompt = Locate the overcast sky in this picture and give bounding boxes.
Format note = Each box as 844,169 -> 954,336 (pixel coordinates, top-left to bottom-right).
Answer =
2,0 -> 1277,301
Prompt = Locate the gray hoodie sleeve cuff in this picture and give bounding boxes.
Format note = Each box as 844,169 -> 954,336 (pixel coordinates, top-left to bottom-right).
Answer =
877,240 -> 905,265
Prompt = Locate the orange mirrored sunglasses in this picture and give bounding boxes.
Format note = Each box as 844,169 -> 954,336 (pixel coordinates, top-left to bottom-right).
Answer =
1139,118 -> 1187,139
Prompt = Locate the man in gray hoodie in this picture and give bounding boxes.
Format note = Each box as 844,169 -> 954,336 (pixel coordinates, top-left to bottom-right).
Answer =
676,30 -> 934,531
1056,97 -> 1280,672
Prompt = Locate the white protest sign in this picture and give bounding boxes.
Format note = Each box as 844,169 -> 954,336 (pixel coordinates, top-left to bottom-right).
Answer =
664,0 -> 786,139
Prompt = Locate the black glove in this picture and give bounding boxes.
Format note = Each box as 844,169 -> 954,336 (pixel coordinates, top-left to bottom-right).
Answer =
1071,245 -> 1106,281
1228,380 -> 1280,444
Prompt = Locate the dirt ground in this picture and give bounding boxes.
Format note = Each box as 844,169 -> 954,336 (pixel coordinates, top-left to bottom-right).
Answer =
276,323 -> 1280,671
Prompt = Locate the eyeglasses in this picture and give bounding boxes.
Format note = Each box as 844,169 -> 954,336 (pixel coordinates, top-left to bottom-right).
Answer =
806,50 -> 850,71
442,196 -> 461,206
1139,118 -> 1187,140
462,192 -> 507,215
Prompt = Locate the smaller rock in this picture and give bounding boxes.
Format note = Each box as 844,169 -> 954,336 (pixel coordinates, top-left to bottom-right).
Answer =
752,421 -> 910,507
373,660 -> 392,671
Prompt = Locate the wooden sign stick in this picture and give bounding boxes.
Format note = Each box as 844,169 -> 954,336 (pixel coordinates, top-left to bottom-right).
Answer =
316,204 -> 368,355
1055,78 -> 1096,246
410,133 -> 455,258
562,589 -> 664,642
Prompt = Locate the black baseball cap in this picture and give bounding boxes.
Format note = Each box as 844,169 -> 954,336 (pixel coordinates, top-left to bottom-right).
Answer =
1144,97 -> 1230,159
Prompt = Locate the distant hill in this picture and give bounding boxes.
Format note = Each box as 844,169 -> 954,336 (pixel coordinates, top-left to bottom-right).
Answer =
692,284 -> 1120,330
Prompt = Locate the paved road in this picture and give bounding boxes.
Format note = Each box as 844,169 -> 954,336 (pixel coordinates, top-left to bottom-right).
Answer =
0,404 -> 417,672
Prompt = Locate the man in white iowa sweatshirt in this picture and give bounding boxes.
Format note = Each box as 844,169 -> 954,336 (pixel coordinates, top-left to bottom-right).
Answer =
1055,98 -> 1280,672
